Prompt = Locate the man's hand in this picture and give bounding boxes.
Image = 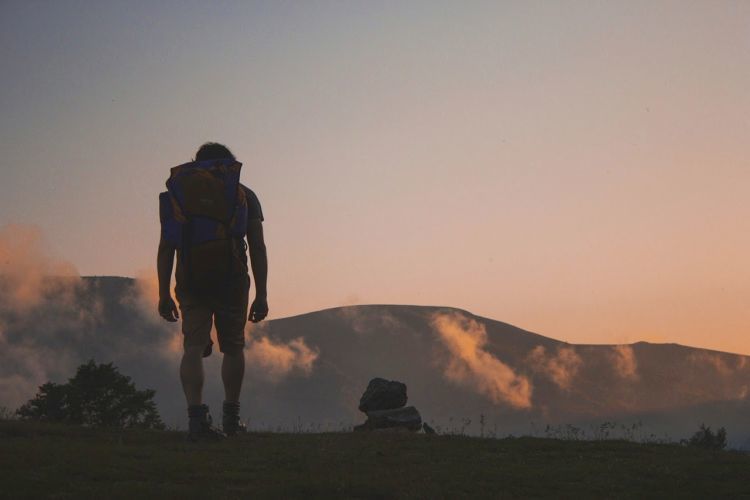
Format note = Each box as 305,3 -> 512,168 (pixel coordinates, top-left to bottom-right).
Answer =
249,297 -> 268,323
158,296 -> 180,322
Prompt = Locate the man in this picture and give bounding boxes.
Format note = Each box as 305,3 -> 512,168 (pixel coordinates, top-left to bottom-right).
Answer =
157,142 -> 268,440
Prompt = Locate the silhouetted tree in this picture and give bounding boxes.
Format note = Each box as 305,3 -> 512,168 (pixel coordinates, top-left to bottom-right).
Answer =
16,360 -> 164,430
686,424 -> 727,450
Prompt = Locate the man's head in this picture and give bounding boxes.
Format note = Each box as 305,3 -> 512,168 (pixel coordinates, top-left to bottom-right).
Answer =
194,142 -> 236,162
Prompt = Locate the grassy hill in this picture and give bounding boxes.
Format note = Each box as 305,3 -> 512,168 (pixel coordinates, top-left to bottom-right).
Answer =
2,421 -> 749,498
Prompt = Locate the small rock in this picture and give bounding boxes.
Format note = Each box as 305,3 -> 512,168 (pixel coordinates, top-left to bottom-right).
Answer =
423,422 -> 437,435
373,427 -> 411,434
358,378 -> 408,412
359,406 -> 422,432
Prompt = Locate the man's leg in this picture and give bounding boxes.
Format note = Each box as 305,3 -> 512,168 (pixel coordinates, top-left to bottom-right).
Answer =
178,297 -> 212,406
222,350 -> 245,402
180,344 -> 205,406
177,295 -> 224,440
215,281 -> 249,434
220,351 -> 245,435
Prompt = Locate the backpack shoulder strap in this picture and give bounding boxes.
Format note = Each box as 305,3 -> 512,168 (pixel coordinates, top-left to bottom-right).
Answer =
229,185 -> 248,236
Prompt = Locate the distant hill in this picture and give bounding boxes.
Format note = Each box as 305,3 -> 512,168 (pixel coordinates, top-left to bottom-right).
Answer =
2,276 -> 749,446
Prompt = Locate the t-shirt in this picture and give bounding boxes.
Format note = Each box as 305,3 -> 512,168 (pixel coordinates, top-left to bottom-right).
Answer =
237,184 -> 263,272
241,184 -> 264,223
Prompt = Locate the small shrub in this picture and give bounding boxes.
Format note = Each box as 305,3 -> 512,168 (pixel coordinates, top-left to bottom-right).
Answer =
685,424 -> 727,450
544,424 -> 585,440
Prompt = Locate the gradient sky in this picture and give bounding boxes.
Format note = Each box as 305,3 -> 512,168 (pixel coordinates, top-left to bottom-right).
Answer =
1,1 -> 748,353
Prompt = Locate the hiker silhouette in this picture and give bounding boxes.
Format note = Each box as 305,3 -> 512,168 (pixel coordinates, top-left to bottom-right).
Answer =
157,142 -> 268,440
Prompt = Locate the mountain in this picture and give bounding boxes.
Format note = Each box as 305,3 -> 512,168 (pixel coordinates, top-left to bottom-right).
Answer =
2,276 -> 749,445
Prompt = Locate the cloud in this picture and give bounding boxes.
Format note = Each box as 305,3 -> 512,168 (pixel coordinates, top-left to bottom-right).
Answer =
121,270 -> 161,323
120,266 -> 322,383
0,224 -> 79,312
124,272 -> 321,379
0,225 -> 181,412
689,352 -> 733,377
0,224 -> 92,410
610,345 -> 638,380
120,269 -> 182,355
245,323 -> 319,382
0,325 -> 76,412
336,306 -> 404,335
526,345 -> 582,390
738,386 -> 748,400
0,224 -> 321,425
430,312 -> 532,409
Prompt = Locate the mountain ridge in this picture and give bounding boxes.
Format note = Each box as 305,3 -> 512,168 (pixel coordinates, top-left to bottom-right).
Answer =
3,275 -> 748,445
79,276 -> 749,356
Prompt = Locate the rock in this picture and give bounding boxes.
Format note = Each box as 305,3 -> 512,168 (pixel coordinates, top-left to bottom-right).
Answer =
358,378 -> 408,412
372,427 -> 411,434
357,406 -> 423,432
423,422 -> 437,435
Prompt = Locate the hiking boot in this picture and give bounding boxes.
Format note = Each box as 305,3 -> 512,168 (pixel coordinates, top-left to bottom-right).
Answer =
187,404 -> 226,442
224,420 -> 247,436
222,400 -> 247,436
187,422 -> 226,442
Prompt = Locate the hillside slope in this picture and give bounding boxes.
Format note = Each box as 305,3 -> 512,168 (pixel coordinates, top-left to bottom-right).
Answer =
2,276 -> 749,445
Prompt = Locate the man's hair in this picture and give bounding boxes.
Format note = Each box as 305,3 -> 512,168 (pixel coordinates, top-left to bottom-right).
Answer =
194,142 -> 236,161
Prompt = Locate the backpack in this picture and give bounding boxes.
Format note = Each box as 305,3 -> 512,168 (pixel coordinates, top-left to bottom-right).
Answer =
161,158 -> 248,294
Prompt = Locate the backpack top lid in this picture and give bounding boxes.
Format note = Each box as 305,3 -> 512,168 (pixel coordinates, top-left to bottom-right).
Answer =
166,159 -> 243,222
169,158 -> 242,179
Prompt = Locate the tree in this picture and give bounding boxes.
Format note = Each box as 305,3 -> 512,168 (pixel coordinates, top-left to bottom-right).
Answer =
17,360 -> 164,430
686,424 -> 727,450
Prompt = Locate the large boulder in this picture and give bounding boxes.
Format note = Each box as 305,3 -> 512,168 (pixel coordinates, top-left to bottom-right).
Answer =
358,378 -> 407,412
354,406 -> 423,432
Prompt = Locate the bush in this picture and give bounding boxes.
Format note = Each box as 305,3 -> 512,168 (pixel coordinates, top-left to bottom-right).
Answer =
0,406 -> 16,420
16,360 -> 164,430
686,424 -> 727,450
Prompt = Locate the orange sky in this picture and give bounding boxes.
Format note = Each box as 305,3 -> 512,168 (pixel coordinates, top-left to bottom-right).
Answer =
0,2 -> 748,353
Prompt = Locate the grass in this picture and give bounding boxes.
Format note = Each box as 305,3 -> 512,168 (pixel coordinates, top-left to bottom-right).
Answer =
1,420 -> 750,499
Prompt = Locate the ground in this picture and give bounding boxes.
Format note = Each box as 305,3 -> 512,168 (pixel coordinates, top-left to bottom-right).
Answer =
1,420 -> 749,498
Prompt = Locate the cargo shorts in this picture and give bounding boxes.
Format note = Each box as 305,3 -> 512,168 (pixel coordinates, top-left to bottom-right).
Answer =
175,276 -> 250,355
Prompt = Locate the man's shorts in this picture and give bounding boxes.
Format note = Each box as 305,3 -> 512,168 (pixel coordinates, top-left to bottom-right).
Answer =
175,278 -> 249,355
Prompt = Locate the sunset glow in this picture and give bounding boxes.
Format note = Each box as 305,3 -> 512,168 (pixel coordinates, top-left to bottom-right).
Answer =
1,1 -> 748,353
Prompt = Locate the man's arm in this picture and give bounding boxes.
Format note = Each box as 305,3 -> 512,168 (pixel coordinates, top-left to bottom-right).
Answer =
157,237 -> 179,322
246,218 -> 268,322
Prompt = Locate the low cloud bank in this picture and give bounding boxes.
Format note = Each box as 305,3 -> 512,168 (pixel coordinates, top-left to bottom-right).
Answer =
0,224 -> 94,409
526,345 -> 583,390
430,312 -> 532,409
689,352 -> 733,377
120,270 -> 182,355
0,225 -> 190,419
0,224 -> 321,421
245,323 -> 319,382
336,306 -> 404,336
0,224 -> 81,312
611,345 -> 639,380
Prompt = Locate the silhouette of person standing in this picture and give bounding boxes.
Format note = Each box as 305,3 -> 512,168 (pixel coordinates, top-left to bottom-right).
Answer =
157,142 -> 268,440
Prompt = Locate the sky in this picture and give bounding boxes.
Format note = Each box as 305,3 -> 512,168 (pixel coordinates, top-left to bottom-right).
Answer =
1,1 -> 748,353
